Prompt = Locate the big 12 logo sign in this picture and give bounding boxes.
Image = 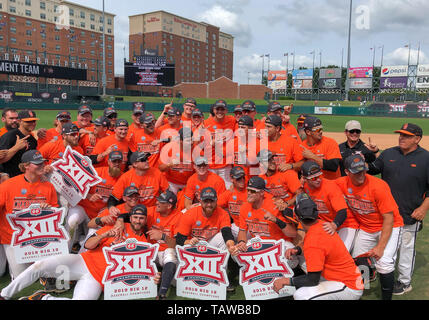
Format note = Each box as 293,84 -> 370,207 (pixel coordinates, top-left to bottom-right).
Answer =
237,237 -> 295,300
6,204 -> 69,263
175,241 -> 229,300
102,239 -> 159,300
50,146 -> 102,206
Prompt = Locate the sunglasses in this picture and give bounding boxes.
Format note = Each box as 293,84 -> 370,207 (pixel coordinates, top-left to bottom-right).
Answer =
66,132 -> 79,137
247,188 -> 260,194
348,129 -> 361,134
311,127 -> 323,133
306,175 -> 321,181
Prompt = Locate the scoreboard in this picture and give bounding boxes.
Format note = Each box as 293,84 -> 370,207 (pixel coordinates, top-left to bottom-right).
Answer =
124,55 -> 175,86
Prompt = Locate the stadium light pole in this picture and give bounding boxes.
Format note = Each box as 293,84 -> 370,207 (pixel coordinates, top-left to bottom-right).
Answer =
102,0 -> 107,97
260,54 -> 265,84
284,53 -> 290,95
345,0 -> 353,101
379,45 -> 384,67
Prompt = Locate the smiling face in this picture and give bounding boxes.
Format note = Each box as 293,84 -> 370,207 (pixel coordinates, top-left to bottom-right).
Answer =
398,133 -> 420,153
346,169 -> 366,186
130,214 -> 147,233
345,129 -> 361,144
201,199 -> 217,216
213,106 -> 227,121
77,112 -> 92,127
115,126 -> 129,140
3,111 -> 19,130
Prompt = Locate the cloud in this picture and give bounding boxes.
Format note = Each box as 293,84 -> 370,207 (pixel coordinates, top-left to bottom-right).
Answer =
113,15 -> 129,75
384,47 -> 428,66
197,5 -> 252,47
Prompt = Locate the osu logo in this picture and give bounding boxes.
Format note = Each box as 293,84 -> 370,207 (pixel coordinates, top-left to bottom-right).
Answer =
176,245 -> 228,286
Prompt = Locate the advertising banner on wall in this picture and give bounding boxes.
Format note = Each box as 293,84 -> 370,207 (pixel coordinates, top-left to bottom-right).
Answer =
381,65 -> 409,78
319,68 -> 341,79
268,70 -> 287,81
292,69 -> 313,80
348,78 -> 372,89
416,76 -> 429,89
319,78 -> 341,89
417,65 -> 429,76
348,67 -> 373,78
380,76 -> 408,89
268,80 -> 287,90
293,79 -> 313,89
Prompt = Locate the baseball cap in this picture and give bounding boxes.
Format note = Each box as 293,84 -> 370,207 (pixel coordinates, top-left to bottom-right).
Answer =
241,100 -> 256,111
21,149 -> 46,164
179,127 -> 193,140
265,114 -> 284,128
133,103 -> 145,115
56,111 -> 71,121
93,116 -> 110,127
130,151 -> 151,164
167,107 -> 182,117
257,149 -> 274,162
294,193 -> 318,221
191,109 -> 203,118
247,176 -> 269,192
297,114 -> 307,127
301,161 -> 323,179
214,99 -> 227,109
115,118 -> 129,128
129,204 -> 147,216
267,101 -> 283,113
394,123 -> 423,137
200,187 -> 217,201
303,116 -> 322,130
103,106 -> 117,118
18,110 -> 39,121
108,150 -> 123,162
139,112 -> 155,124
230,166 -> 246,179
234,105 -> 243,113
237,115 -> 254,127
123,185 -> 140,197
61,122 -> 79,135
345,120 -> 362,131
344,154 -> 368,174
184,97 -> 197,106
194,156 -> 209,166
157,190 -> 177,206
78,105 -> 92,115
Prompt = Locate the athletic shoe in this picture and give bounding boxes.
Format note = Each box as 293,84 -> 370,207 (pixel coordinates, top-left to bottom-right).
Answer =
226,284 -> 236,293
156,294 -> 167,300
19,290 -> 48,300
392,281 -> 412,295
39,277 -> 69,294
71,242 -> 81,254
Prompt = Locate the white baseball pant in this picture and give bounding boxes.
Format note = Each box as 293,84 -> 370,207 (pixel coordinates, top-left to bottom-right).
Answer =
396,222 -> 420,286
352,227 -> 402,274
338,227 -> 357,252
293,280 -> 363,300
1,253 -> 102,300
3,244 -> 31,280
66,205 -> 90,251
156,248 -> 178,267
0,244 -> 6,277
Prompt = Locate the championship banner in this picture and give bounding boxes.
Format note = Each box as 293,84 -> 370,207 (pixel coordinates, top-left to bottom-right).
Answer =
6,204 -> 69,264
416,76 -> 429,89
319,68 -> 341,79
292,69 -> 313,80
381,65 -> 408,78
388,104 -> 407,114
49,146 -> 102,207
293,79 -> 312,89
348,67 -> 373,78
348,78 -> 372,89
102,239 -> 159,300
319,78 -> 341,89
380,77 -> 408,89
236,238 -> 295,300
175,241 -> 229,300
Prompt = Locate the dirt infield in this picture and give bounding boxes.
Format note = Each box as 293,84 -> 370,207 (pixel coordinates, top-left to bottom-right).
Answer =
324,132 -> 429,151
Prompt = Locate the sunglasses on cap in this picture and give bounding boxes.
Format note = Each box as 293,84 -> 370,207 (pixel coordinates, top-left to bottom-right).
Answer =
348,129 -> 361,134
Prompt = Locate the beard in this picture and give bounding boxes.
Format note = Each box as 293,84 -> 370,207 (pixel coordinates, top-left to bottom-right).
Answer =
109,166 -> 122,177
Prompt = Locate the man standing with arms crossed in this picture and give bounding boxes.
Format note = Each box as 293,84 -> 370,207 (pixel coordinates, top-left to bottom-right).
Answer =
368,123 -> 429,295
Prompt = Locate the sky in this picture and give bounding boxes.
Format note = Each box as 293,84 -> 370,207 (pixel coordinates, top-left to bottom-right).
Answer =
72,0 -> 429,85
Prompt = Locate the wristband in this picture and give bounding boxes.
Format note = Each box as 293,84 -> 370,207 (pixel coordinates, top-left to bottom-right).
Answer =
275,218 -> 287,229
95,217 -> 103,226
238,240 -> 246,245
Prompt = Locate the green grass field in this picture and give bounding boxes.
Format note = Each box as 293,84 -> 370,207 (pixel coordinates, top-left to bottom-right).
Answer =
1,110 -> 428,300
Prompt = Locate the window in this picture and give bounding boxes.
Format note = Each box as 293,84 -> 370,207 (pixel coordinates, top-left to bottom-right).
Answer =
55,45 -> 61,51
80,11 -> 85,19
10,38 -> 16,44
69,8 -> 74,16
26,20 -> 32,26
41,42 -> 46,48
10,17 -> 16,23
26,30 -> 32,36
25,0 -> 31,6
26,40 -> 32,46
90,24 -> 95,30
55,35 -> 60,41
107,29 -> 111,34
81,22 -> 85,28
9,6 -> 16,13
40,13 -> 46,19
10,27 -> 16,33
40,2 -> 45,9
70,19 -> 74,26
41,33 -> 46,39
107,18 -> 112,25
25,10 -> 31,17
9,0 -> 15,2
90,14 -> 95,21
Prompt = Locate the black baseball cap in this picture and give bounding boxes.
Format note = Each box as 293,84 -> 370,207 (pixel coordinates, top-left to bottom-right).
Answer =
103,106 -> 117,118
267,101 -> 283,113
93,116 -> 110,127
56,111 -> 71,121
18,110 -> 39,121
167,107 -> 182,117
257,149 -> 274,162
241,100 -> 256,111
191,109 -> 203,118
133,103 -> 145,115
303,116 -> 322,130
234,105 -> 243,113
78,105 -> 92,115
157,190 -> 178,206
124,185 -> 140,197
130,151 -> 151,164
294,193 -> 318,221
230,166 -> 246,179
21,149 -> 46,164
108,150 -> 123,162
394,123 -> 423,137
61,122 -> 79,134
139,112 -> 155,124
214,100 -> 227,109
247,176 -> 269,192
301,161 -> 323,179
344,154 -> 368,174
129,204 -> 147,216
238,115 -> 254,127
115,118 -> 129,128
184,97 -> 197,106
265,114 -> 284,128
200,187 -> 217,201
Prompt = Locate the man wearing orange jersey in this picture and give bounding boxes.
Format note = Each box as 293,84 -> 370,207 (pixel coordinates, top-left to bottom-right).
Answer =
0,204 -> 151,300
266,101 -> 301,142
74,105 -> 94,133
273,193 -> 364,300
37,111 -> 71,149
0,150 -> 58,279
337,154 -> 404,300
240,100 -> 264,131
300,160 -> 358,251
79,116 -> 109,156
301,116 -> 342,180
158,107 -> 183,134
103,106 -> 118,135
181,97 -> 197,123
129,103 -> 145,135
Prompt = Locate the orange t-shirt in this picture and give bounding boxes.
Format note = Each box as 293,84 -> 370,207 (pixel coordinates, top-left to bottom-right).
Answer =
218,188 -> 248,225
268,134 -> 304,167
129,127 -> 162,168
92,134 -> 130,170
146,206 -> 182,251
37,127 -> 62,149
80,224 -> 148,287
183,171 -> 226,204
38,139 -> 84,164
111,167 -> 169,208
261,170 -> 301,201
303,136 -> 342,180
160,147 -> 195,185
79,133 -> 106,156
304,220 -> 363,291
0,174 -> 58,244
175,205 -> 231,242
231,133 -> 261,176
73,121 -> 95,132
335,175 -> 404,233
303,178 -> 358,229
238,197 -> 292,242
0,127 -> 8,138
78,166 -> 122,219
281,123 -> 302,143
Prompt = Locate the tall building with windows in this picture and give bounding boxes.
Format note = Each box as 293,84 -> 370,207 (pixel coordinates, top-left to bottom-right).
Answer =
129,11 -> 234,85
0,0 -> 115,90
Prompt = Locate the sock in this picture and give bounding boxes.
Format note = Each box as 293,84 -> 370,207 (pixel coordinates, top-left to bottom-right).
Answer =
379,271 -> 394,300
158,262 -> 176,296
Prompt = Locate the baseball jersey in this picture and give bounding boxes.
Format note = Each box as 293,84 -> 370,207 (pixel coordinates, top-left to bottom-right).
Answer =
37,128 -> 62,149
78,166 -> 122,219
175,205 -> 231,242
303,178 -> 358,229
0,127 -> 8,138
282,122 -> 302,143
161,147 -> 195,185
231,133 -> 260,176
238,197 -> 292,242
146,206 -> 182,252
73,121 -> 95,132
218,188 -> 248,225
111,167 -> 169,208
335,175 -> 404,233
268,133 -> 304,166
129,127 -> 162,168
0,174 -> 58,244
38,139 -> 84,164
92,134 -> 130,170
261,170 -> 301,201
128,122 -> 141,136
303,220 -> 363,290
303,136 -> 342,180
80,223 -> 148,287
78,133 -> 106,156
183,171 -> 226,204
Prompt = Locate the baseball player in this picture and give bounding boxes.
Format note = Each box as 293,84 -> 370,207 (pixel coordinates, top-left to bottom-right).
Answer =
0,108 -> 19,138
190,108 -> 205,132
273,193 -> 364,300
37,111 -> 71,148
296,114 -> 307,142
232,104 -> 243,129
240,100 -> 265,131
337,154 -> 404,300
0,204 -> 151,300
103,106 -> 118,135
266,101 -> 301,142
73,105 -> 94,134
0,149 -> 58,279
181,97 -> 197,122
129,103 -> 145,136
158,107 -> 183,133
79,116 -> 110,156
